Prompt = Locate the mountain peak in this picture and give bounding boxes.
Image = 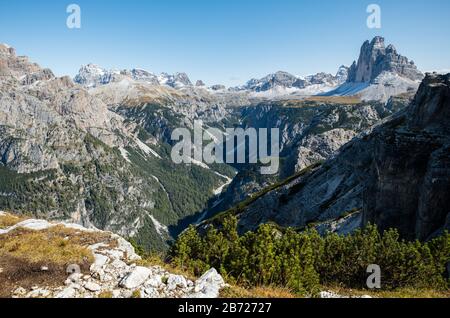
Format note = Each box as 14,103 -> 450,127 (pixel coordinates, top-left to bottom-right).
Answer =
239,66 -> 348,94
0,43 -> 16,56
370,35 -> 385,47
347,36 -> 423,83
74,65 -> 192,89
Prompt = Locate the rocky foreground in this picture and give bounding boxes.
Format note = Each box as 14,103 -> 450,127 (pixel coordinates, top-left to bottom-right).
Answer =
0,212 -> 378,299
0,211 -> 226,298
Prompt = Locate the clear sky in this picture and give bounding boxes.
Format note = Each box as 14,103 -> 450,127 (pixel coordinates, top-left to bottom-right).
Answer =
1,0 -> 449,86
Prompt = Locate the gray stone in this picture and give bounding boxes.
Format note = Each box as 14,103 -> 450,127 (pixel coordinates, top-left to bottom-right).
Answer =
166,274 -> 188,291
84,282 -> 101,292
188,268 -> 225,298
55,287 -> 77,298
119,266 -> 152,289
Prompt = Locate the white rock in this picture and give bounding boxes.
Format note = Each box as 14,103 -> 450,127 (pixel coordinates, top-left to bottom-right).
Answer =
112,290 -> 122,298
88,242 -> 109,251
119,266 -> 152,289
55,287 -> 76,298
84,282 -> 102,292
167,274 -> 188,291
188,268 -> 225,298
120,290 -> 134,298
27,289 -> 51,298
0,219 -> 53,234
144,274 -> 163,288
90,267 -> 105,279
109,258 -> 128,270
98,272 -> 115,283
61,222 -> 97,232
319,291 -> 346,298
90,254 -> 109,277
143,287 -> 159,298
105,249 -> 124,260
18,219 -> 53,230
91,253 -> 109,268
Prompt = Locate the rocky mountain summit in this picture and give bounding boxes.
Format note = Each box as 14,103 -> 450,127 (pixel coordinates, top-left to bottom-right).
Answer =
347,36 -> 423,83
0,211 -> 225,298
207,73 -> 450,241
326,37 -> 424,102
74,64 -> 192,89
0,44 -> 129,173
236,67 -> 349,98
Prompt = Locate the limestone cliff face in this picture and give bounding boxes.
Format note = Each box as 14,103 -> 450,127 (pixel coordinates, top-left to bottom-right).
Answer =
223,74 -> 450,241
347,36 -> 423,83
203,96 -> 413,220
363,73 -> 450,240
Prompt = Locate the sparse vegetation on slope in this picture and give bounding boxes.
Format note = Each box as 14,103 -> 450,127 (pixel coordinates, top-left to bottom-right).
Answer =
171,215 -> 450,297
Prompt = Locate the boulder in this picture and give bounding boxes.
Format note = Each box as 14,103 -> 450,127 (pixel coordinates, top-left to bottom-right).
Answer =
188,268 -> 225,298
166,274 -> 188,291
119,266 -> 152,289
84,282 -> 102,292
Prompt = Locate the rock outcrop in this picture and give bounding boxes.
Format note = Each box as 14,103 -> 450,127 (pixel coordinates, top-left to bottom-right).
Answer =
325,37 -> 424,102
0,212 -> 226,298
347,36 -> 423,83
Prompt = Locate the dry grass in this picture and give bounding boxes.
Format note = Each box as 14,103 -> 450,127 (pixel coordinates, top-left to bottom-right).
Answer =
0,227 -> 95,266
0,222 -> 116,297
0,213 -> 28,229
278,95 -> 361,108
98,291 -> 113,298
325,286 -> 450,299
220,285 -> 297,298
303,95 -> 361,104
132,290 -> 142,298
221,284 -> 450,298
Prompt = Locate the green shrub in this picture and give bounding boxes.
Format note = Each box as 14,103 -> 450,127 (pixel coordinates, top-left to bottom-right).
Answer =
170,216 -> 450,295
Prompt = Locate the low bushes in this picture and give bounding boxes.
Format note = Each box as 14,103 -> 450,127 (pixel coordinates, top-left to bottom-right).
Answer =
170,216 -> 450,296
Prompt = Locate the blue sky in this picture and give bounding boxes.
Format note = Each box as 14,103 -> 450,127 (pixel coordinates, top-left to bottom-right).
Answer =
1,0 -> 449,86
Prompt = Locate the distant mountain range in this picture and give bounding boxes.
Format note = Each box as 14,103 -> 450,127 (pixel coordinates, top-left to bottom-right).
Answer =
74,64 -> 193,89
231,66 -> 349,98
73,36 -> 424,102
